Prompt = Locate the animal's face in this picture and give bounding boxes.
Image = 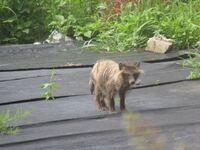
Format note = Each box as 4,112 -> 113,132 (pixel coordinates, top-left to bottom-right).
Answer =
119,62 -> 142,87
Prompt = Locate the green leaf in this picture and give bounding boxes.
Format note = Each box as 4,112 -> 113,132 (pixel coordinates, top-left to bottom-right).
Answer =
41,91 -> 51,100
97,2 -> 107,10
24,21 -> 32,27
55,15 -> 65,22
3,18 -> 15,23
84,31 -> 92,38
16,25 -> 23,30
22,29 -> 29,34
41,83 -> 50,89
0,109 -> 31,135
51,83 -> 61,89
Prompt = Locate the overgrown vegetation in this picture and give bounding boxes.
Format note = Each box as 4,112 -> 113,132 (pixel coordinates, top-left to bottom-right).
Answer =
1,0 -> 200,51
183,51 -> 200,80
0,0 -> 99,44
0,109 -> 31,135
41,70 -> 61,100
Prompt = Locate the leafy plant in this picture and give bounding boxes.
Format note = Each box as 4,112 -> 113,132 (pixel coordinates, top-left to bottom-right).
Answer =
0,109 -> 31,135
0,0 -> 51,44
1,0 -> 200,52
41,70 -> 61,100
74,0 -> 200,51
183,51 -> 200,80
0,0 -> 100,44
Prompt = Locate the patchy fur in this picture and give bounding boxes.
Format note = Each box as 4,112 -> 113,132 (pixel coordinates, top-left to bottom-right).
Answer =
89,59 -> 142,112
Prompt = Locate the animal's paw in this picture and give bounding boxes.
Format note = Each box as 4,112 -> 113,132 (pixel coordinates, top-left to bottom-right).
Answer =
96,106 -> 103,112
108,108 -> 116,113
120,108 -> 128,113
101,106 -> 109,111
136,80 -> 141,85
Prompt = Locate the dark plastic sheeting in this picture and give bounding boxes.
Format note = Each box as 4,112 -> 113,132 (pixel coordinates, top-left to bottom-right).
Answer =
0,62 -> 190,104
0,80 -> 200,150
0,42 -> 190,71
0,43 -> 198,150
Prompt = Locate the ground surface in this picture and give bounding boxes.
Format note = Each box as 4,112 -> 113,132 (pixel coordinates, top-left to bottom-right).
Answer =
0,42 -> 199,150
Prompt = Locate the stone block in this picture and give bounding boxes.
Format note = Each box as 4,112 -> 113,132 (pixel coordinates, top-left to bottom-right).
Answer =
145,35 -> 173,53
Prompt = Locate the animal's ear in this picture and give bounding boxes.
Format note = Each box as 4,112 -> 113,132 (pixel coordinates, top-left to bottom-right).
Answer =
134,62 -> 140,67
119,63 -> 124,70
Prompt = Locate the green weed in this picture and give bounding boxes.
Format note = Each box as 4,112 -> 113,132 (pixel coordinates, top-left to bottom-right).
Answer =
0,0 -> 100,44
1,0 -> 200,52
75,0 -> 200,51
41,70 -> 61,100
183,51 -> 200,80
0,109 -> 31,135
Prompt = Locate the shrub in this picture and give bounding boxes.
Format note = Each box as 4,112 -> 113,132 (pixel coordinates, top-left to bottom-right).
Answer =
183,51 -> 200,80
0,0 -> 200,52
75,0 -> 200,51
0,0 -> 50,44
0,0 -> 100,44
0,109 -> 31,135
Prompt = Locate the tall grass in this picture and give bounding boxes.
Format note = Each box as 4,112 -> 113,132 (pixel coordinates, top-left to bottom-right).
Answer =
0,0 -> 200,51
77,0 -> 200,51
183,51 -> 200,80
0,109 -> 31,135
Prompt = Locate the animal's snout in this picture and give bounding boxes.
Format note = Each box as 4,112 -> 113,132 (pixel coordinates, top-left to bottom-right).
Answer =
129,80 -> 135,85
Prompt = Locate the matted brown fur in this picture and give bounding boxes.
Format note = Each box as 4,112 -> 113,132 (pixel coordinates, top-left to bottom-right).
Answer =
89,59 -> 142,112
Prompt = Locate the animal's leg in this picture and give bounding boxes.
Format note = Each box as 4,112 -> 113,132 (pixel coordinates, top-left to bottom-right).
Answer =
108,94 -> 115,112
95,87 -> 102,112
100,95 -> 108,111
119,91 -> 127,112
89,79 -> 94,94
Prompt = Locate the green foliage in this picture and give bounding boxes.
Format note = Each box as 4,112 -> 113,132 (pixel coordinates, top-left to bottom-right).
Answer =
96,4 -> 158,51
183,51 -> 200,80
41,70 -> 61,100
1,0 -> 200,52
0,0 -> 100,44
0,109 -> 31,135
75,0 -> 200,51
75,18 -> 103,41
0,0 -> 50,44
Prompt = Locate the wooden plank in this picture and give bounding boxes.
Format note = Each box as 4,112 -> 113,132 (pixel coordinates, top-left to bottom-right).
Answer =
1,125 -> 200,150
0,61 -> 185,81
0,43 -> 198,150
0,80 -> 199,126
0,129 -> 133,150
0,116 -> 122,145
0,68 -> 90,104
0,69 -> 72,82
0,80 -> 200,149
0,62 -> 190,104
0,42 -> 190,71
1,85 -> 200,149
1,116 -> 200,149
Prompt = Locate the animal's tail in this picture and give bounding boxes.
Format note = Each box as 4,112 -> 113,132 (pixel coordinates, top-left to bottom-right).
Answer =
89,79 -> 94,94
